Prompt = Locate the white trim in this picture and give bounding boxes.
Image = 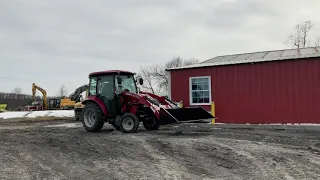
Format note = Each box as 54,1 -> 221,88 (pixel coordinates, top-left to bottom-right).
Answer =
189,76 -> 212,106
166,71 -> 171,99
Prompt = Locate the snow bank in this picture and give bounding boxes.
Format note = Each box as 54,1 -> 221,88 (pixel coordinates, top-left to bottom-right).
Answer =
44,123 -> 82,128
45,110 -> 75,118
0,112 -> 29,119
0,110 -> 75,119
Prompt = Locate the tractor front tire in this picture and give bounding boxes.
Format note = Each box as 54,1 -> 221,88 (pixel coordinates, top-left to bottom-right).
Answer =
119,113 -> 139,133
80,102 -> 104,132
143,116 -> 160,130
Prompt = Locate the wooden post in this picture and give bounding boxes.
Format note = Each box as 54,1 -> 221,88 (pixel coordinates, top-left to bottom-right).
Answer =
211,101 -> 215,124
179,100 -> 183,108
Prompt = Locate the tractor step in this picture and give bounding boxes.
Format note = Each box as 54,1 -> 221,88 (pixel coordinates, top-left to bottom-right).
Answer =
159,106 -> 214,125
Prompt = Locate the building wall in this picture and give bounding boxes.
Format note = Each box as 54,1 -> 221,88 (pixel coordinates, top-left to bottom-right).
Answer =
169,58 -> 320,124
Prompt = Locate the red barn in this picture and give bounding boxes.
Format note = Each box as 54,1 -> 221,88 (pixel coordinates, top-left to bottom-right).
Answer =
166,47 -> 320,124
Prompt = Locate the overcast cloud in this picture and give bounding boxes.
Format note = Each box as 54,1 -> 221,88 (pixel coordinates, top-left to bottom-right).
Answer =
0,0 -> 319,95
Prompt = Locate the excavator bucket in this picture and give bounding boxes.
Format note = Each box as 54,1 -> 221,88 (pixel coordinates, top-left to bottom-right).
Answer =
158,106 -> 214,125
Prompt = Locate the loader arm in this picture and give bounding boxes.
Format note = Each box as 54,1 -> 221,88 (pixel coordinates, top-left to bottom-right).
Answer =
32,83 -> 48,109
122,91 -> 213,125
139,91 -> 178,107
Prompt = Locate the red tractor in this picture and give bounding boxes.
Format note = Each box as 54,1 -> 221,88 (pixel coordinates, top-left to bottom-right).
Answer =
80,70 -> 213,133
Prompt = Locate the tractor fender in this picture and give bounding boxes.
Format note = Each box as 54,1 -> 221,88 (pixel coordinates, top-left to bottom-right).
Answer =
82,98 -> 108,116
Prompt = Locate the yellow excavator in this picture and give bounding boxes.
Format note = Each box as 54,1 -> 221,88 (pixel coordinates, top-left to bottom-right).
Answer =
32,83 -> 48,110
60,84 -> 88,110
31,83 -> 88,112
74,87 -> 89,120
60,98 -> 76,110
31,83 -> 63,110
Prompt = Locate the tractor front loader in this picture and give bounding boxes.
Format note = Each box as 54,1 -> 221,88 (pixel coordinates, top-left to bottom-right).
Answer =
79,70 -> 214,133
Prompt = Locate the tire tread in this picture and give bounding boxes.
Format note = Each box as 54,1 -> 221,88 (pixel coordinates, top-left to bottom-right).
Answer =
119,113 -> 139,133
80,102 -> 104,132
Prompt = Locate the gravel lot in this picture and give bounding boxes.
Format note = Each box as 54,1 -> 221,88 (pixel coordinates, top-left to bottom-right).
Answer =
0,119 -> 319,180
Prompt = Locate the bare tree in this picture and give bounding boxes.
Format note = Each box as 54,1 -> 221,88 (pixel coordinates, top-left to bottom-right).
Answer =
137,66 -> 156,93
315,37 -> 320,46
150,56 -> 200,91
138,57 -> 199,93
11,87 -> 22,94
59,84 -> 68,97
285,20 -> 314,48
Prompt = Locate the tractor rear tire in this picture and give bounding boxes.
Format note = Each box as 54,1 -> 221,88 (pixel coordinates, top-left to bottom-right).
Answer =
143,116 -> 160,130
119,113 -> 139,133
80,102 -> 104,132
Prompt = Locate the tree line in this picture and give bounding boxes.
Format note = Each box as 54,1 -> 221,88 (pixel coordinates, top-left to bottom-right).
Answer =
4,84 -> 69,99
0,92 -> 40,110
0,92 -> 40,100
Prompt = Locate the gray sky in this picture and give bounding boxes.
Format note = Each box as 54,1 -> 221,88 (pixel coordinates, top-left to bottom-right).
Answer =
1,0 -> 320,96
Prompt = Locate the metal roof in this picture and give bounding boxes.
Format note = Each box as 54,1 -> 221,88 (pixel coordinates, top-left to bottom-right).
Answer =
166,46 -> 320,71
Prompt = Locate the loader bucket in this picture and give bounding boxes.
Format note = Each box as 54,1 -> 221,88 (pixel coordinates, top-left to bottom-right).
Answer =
159,106 -> 214,125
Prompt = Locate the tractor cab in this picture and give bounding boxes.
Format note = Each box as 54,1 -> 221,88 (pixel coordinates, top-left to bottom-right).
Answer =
87,70 -> 142,115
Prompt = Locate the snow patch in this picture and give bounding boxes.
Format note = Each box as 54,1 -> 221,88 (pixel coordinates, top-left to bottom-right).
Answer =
0,110 -> 75,119
25,111 -> 52,118
45,123 -> 81,128
0,112 -> 29,119
25,110 -> 74,118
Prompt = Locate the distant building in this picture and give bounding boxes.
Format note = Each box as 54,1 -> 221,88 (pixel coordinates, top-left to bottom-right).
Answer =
166,46 -> 320,124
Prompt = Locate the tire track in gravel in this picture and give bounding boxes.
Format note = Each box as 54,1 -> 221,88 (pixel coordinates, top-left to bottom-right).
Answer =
208,137 -> 320,180
0,146 -> 32,180
125,135 -> 199,180
0,141 -> 67,180
18,152 -> 66,180
148,136 -> 255,180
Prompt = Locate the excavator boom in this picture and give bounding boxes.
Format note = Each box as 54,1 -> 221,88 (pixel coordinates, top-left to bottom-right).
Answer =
32,83 -> 48,109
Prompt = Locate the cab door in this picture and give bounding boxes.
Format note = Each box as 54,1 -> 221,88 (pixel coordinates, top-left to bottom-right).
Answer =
96,75 -> 117,114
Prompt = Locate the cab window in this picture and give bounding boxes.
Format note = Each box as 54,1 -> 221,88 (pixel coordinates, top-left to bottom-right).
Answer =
115,75 -> 137,94
89,77 -> 97,95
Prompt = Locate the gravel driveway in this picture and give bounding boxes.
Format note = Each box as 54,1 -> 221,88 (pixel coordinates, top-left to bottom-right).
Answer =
0,119 -> 319,180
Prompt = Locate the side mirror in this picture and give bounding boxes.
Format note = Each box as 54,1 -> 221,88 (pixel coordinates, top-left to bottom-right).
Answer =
139,78 -> 143,85
117,77 -> 122,84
